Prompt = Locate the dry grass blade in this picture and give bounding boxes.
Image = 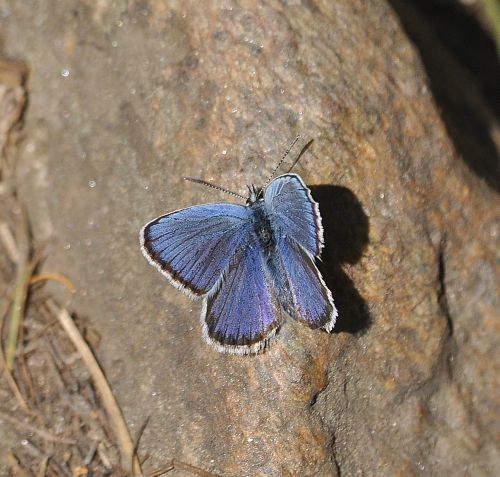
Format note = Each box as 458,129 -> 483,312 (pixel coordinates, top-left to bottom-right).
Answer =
47,301 -> 142,475
36,455 -> 49,477
133,415 -> 150,460
7,452 -> 34,477
483,0 -> 500,51
0,353 -> 29,411
0,221 -> 19,262
29,273 -> 76,294
172,460 -> 222,477
5,202 -> 34,371
6,258 -> 35,370
143,460 -> 222,477
143,462 -> 175,477
21,440 -> 70,477
0,410 -> 77,445
0,302 -> 29,411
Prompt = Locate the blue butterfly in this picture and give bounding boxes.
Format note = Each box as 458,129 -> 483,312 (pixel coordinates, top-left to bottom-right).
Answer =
140,142 -> 337,355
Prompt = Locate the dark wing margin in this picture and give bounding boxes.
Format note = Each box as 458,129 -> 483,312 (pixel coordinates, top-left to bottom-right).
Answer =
201,244 -> 282,355
140,203 -> 251,297
264,173 -> 323,257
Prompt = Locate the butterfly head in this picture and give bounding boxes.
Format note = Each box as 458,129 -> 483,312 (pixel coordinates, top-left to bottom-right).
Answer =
246,184 -> 264,205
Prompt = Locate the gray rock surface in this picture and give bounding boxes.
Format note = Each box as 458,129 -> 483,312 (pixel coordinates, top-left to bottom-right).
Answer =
1,0 -> 498,475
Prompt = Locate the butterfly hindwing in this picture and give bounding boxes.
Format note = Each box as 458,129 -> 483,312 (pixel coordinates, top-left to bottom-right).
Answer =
202,243 -> 282,354
141,204 -> 251,296
264,173 -> 323,257
277,238 -> 337,331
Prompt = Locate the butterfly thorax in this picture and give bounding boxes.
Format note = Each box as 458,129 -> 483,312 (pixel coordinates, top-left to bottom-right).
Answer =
248,199 -> 275,253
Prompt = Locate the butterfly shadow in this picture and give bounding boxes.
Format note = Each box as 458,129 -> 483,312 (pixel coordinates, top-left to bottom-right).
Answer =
309,185 -> 371,334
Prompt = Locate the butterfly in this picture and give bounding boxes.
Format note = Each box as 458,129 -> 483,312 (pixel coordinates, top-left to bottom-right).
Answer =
140,139 -> 337,354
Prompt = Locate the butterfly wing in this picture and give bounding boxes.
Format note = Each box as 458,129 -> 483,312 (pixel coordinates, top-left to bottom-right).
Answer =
202,244 -> 282,354
278,238 -> 337,330
264,173 -> 323,257
140,204 -> 251,296
265,174 -> 337,330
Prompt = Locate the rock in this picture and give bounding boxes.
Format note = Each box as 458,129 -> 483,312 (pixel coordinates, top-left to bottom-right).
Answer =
0,56 -> 26,179
1,1 -> 498,475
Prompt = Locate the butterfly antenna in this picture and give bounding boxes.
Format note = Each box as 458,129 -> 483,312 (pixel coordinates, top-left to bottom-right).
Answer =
285,138 -> 314,174
263,135 -> 301,188
182,177 -> 246,200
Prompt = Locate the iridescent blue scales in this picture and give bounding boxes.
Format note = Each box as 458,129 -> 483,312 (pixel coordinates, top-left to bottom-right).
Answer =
140,174 -> 337,354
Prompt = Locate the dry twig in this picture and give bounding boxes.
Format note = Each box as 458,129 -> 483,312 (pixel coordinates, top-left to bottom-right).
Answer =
47,301 -> 142,475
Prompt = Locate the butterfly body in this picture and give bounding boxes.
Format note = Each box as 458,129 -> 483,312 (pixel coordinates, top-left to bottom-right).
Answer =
249,201 -> 276,252
141,173 -> 337,355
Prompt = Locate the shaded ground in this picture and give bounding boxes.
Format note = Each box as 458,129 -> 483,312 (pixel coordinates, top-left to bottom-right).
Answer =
388,0 -> 500,191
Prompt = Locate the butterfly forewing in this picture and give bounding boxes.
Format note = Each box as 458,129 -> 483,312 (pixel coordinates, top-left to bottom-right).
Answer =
141,204 -> 252,296
264,174 -> 323,257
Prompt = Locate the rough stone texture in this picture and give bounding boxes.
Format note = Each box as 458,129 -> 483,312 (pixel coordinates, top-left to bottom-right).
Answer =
0,56 -> 26,296
1,0 -> 498,476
